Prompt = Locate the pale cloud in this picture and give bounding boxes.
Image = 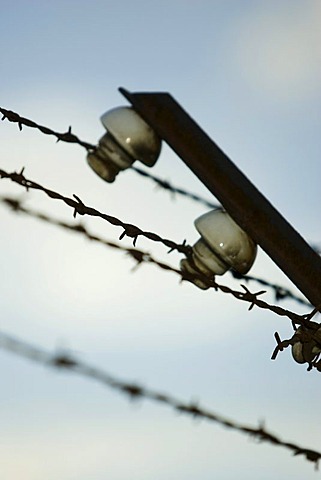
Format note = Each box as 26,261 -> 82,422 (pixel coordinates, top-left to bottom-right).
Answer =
230,1 -> 321,103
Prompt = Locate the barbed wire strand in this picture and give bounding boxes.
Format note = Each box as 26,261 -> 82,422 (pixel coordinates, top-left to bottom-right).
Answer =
1,106 -> 319,260
0,195 -> 180,277
0,167 -> 191,256
230,271 -> 311,307
0,194 -> 310,308
2,109 -> 321,453
0,107 -> 96,151
0,106 -> 234,210
0,106 -> 218,208
0,331 -> 320,468
0,179 -> 318,329
271,327 -> 321,372
3,195 -> 321,370
131,166 -> 220,209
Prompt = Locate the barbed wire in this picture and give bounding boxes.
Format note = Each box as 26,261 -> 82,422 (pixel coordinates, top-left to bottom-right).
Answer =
0,195 -> 180,276
0,107 -> 96,151
271,328 -> 321,372
0,112 -> 318,324
0,167 -> 192,256
0,194 -> 310,309
0,184 -> 318,330
0,330 -> 320,468
0,106 -> 232,210
131,166 -> 220,209
230,271 -> 311,307
2,108 -> 321,464
1,107 -> 319,262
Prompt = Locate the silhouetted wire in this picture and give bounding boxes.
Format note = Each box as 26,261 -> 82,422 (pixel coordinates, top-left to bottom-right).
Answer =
0,195 -> 310,308
131,166 -> 219,209
0,106 -> 217,206
0,167 -> 191,256
2,108 -> 321,460
271,327 -> 321,372
0,195 -> 179,277
1,106 -> 319,261
0,187 -> 317,329
230,271 -> 311,307
0,107 -> 95,151
0,330 -> 320,468
0,108 -> 318,322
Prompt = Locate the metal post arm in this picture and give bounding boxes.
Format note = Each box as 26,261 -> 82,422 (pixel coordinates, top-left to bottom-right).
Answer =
120,88 -> 321,308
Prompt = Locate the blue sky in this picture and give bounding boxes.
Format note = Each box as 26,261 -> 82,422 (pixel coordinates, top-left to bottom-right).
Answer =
0,1 -> 321,479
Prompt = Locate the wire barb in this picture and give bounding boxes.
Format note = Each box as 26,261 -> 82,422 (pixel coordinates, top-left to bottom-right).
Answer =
231,270 -> 311,307
240,285 -> 267,311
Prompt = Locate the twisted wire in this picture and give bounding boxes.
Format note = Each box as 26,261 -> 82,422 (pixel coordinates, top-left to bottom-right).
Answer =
0,167 -> 191,256
0,185 -> 317,329
1,106 -> 318,267
0,106 -> 224,208
0,195 -> 310,309
131,166 -> 219,209
2,107 -> 321,465
0,195 -> 178,276
0,107 -> 95,151
230,271 -> 311,307
0,107 -> 317,319
0,330 -> 320,468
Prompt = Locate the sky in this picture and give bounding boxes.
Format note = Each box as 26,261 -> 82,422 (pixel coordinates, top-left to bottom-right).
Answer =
0,1 -> 321,479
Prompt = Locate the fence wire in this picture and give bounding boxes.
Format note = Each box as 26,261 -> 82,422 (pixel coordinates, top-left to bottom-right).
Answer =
0,167 -> 191,256
0,330 -> 320,468
0,106 -> 217,207
0,181 -> 318,331
131,166 -> 220,209
0,194 -> 310,309
1,106 -> 319,258
2,106 -> 321,467
230,271 -> 311,307
1,108 -> 320,354
0,195 -> 179,277
0,106 -> 95,151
